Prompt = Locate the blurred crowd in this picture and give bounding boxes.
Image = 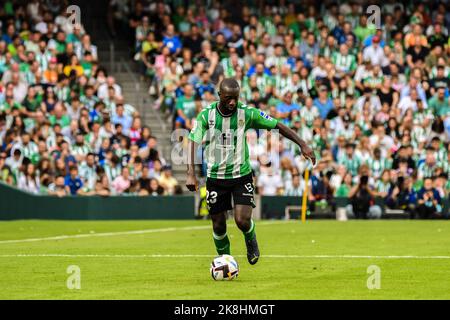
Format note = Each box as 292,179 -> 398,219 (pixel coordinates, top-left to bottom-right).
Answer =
0,0 -> 181,196
119,0 -> 450,217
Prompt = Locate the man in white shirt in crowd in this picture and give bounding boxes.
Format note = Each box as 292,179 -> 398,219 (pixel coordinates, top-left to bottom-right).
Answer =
257,166 -> 283,196
362,36 -> 386,66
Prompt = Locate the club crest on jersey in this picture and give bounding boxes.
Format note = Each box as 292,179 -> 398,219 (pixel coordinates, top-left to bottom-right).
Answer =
238,119 -> 245,127
259,111 -> 272,120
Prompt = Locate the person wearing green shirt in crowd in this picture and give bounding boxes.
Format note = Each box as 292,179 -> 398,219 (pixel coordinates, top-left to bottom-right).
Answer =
332,43 -> 357,76
186,78 -> 315,266
175,83 -> 197,129
80,52 -> 94,78
0,94 -> 22,113
375,170 -> 392,197
336,173 -> 353,197
49,103 -> 71,128
354,15 -> 376,44
338,143 -> 361,176
428,87 -> 450,117
22,86 -> 43,114
289,13 -> 308,40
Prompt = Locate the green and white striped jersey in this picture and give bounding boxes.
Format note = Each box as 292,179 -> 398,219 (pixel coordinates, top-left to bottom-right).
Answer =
367,157 -> 392,178
188,101 -> 278,179
255,74 -> 275,94
331,52 -> 357,73
417,162 -> 436,179
274,74 -> 293,96
78,162 -> 97,190
431,147 -> 447,164
338,154 -> 362,176
104,163 -> 121,185
13,141 -> 39,159
299,106 -> 319,127
375,180 -> 391,194
54,86 -> 70,103
71,143 -> 91,157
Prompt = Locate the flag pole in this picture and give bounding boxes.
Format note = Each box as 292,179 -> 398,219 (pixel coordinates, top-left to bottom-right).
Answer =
301,167 -> 309,223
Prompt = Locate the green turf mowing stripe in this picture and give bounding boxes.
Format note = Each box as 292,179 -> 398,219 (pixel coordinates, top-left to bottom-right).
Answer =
0,221 -> 289,244
1,254 -> 450,259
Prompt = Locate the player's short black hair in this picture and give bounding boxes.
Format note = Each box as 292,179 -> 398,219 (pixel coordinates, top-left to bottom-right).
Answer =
219,78 -> 240,92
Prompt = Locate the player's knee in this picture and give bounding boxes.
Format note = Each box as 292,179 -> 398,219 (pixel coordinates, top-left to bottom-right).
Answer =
234,215 -> 251,231
213,225 -> 226,236
212,220 -> 226,235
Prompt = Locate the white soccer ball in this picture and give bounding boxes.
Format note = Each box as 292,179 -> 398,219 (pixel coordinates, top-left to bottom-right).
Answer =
210,254 -> 239,281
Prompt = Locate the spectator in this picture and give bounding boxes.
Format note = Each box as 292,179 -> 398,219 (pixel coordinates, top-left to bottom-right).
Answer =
64,166 -> 83,195
158,165 -> 179,195
284,173 -> 308,197
112,166 -> 131,194
175,83 -> 196,129
148,178 -> 164,196
385,176 -> 417,216
17,162 -> 40,194
95,174 -> 111,196
111,104 -> 133,135
163,24 -> 182,55
313,85 -> 334,119
415,177 -> 443,219
48,175 -> 68,197
257,166 -> 283,196
311,168 -> 335,212
276,91 -> 300,123
348,175 -> 382,219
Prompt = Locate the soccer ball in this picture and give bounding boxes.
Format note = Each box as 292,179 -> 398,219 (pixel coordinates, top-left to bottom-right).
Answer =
210,254 -> 239,281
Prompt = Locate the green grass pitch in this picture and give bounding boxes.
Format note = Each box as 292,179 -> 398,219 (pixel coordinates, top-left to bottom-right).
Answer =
0,219 -> 449,299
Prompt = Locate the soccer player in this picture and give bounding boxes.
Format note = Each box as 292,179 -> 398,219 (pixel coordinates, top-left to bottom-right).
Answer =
186,78 -> 315,265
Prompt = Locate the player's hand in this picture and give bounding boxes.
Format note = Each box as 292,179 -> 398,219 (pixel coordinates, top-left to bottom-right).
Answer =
302,145 -> 316,166
186,174 -> 198,192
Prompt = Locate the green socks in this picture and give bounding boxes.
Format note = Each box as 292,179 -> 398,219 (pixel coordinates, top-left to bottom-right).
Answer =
213,220 -> 256,255
244,220 -> 256,241
213,232 -> 230,255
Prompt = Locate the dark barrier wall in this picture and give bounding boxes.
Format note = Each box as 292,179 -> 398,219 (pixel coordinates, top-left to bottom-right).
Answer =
2,182 -> 449,220
0,182 -> 195,220
261,196 -> 450,219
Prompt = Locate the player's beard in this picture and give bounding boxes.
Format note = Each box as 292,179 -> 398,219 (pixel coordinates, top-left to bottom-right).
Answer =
219,102 -> 236,116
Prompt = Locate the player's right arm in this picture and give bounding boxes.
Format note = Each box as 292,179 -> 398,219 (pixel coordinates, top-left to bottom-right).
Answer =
186,110 -> 208,192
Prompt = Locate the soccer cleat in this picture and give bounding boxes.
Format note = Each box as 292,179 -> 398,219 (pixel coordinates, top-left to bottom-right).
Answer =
245,236 -> 260,265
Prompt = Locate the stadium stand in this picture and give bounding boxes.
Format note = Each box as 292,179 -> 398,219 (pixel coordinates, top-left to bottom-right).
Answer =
0,0 -> 180,197
1,0 -> 449,220
121,0 -> 449,218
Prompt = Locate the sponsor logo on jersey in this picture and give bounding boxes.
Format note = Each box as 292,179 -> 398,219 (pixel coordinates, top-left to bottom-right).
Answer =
259,111 -> 273,120
216,131 -> 235,150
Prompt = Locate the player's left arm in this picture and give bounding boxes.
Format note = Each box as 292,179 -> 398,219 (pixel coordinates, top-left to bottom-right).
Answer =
248,106 -> 316,165
276,121 -> 316,165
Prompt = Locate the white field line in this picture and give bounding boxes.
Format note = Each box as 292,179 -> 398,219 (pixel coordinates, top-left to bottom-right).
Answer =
0,254 -> 449,259
0,221 -> 289,245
